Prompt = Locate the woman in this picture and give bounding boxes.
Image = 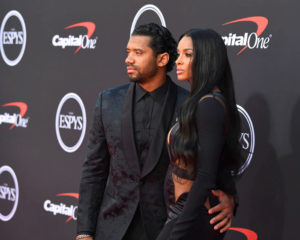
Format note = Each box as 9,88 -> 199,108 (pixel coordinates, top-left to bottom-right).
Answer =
157,29 -> 241,240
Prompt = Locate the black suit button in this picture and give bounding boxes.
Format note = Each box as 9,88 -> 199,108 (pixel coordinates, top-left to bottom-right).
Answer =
139,179 -> 145,186
129,177 -> 138,184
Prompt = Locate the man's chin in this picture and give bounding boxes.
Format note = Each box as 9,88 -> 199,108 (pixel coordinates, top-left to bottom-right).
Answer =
129,76 -> 141,83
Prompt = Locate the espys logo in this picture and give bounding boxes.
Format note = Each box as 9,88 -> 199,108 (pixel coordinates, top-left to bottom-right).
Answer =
0,10 -> 26,66
237,105 -> 255,175
229,227 -> 258,240
43,193 -> 78,222
55,93 -> 86,153
0,102 -> 29,129
222,16 -> 271,55
52,22 -> 97,53
0,165 -> 19,221
130,4 -> 166,35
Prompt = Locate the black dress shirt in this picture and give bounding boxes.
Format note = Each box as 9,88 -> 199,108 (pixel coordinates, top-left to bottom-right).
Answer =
123,79 -> 170,240
133,79 -> 169,169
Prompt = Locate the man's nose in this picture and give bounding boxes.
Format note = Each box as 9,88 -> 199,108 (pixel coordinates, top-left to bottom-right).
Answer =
125,55 -> 134,65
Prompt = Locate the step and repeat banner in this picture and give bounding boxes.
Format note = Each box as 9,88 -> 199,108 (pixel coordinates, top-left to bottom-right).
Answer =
0,0 -> 299,239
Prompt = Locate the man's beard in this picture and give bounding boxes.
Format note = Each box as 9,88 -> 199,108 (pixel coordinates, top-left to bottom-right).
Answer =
127,63 -> 158,83
129,74 -> 142,83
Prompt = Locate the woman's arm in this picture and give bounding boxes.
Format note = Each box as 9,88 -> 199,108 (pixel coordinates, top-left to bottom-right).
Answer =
169,97 -> 226,239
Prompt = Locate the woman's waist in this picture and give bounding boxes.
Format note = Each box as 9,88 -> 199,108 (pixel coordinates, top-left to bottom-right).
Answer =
167,192 -> 189,221
167,191 -> 219,222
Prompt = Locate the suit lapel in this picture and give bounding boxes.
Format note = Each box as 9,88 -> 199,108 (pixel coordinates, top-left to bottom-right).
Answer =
141,79 -> 177,178
121,82 -> 141,176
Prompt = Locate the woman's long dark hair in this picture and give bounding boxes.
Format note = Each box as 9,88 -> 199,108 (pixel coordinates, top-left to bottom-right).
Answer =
173,29 -> 241,174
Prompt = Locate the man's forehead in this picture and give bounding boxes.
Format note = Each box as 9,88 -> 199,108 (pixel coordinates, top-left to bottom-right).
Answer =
127,35 -> 152,48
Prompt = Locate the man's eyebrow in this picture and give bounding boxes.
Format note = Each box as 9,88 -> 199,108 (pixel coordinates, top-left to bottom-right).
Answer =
127,48 -> 144,51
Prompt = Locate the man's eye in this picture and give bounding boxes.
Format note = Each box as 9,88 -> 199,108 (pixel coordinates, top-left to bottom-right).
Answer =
136,51 -> 142,55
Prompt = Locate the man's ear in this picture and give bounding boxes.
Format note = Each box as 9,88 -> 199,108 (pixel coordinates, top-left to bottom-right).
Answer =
157,52 -> 169,68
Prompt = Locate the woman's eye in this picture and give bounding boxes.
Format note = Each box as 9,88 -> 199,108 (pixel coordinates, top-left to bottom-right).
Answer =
186,53 -> 192,57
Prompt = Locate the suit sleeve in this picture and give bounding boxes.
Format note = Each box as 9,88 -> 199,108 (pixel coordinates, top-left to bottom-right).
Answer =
77,91 -> 110,235
169,98 -> 226,239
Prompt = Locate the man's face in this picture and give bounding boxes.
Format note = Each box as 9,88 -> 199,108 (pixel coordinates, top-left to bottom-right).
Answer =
125,35 -> 158,83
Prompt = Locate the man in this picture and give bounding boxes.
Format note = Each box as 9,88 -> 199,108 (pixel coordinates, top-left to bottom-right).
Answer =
76,23 -> 237,240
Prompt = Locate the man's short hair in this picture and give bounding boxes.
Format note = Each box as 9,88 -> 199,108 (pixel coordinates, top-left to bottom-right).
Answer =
132,23 -> 177,72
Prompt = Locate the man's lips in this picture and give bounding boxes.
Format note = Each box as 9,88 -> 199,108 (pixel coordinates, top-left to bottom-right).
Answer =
177,69 -> 184,75
127,67 -> 137,74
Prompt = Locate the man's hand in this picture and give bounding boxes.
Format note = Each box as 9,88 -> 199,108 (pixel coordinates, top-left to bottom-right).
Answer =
208,189 -> 234,233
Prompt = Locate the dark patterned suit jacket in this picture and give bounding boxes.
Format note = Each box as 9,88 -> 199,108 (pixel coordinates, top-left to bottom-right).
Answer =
77,78 -> 189,240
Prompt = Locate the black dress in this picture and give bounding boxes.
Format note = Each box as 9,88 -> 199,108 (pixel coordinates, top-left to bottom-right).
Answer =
157,93 -> 228,240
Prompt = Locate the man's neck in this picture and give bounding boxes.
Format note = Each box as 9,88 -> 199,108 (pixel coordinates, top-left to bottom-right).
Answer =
138,73 -> 167,92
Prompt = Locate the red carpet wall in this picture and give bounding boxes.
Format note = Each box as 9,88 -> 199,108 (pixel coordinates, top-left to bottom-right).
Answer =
0,1 -> 298,239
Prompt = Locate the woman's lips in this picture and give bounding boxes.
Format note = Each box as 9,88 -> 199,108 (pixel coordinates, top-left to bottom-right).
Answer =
176,69 -> 184,75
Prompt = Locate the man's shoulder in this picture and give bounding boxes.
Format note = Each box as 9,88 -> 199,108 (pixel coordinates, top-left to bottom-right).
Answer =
170,81 -> 189,103
175,84 -> 189,97
168,77 -> 189,98
100,83 -> 130,99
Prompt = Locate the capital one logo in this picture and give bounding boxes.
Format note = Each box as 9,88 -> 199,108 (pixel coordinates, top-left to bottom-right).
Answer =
222,16 -> 271,55
130,4 -> 166,35
229,227 -> 258,240
55,93 -> 86,153
0,102 -> 29,129
52,22 -> 97,53
0,10 -> 26,66
43,193 -> 79,222
237,105 -> 255,175
0,165 -> 19,221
